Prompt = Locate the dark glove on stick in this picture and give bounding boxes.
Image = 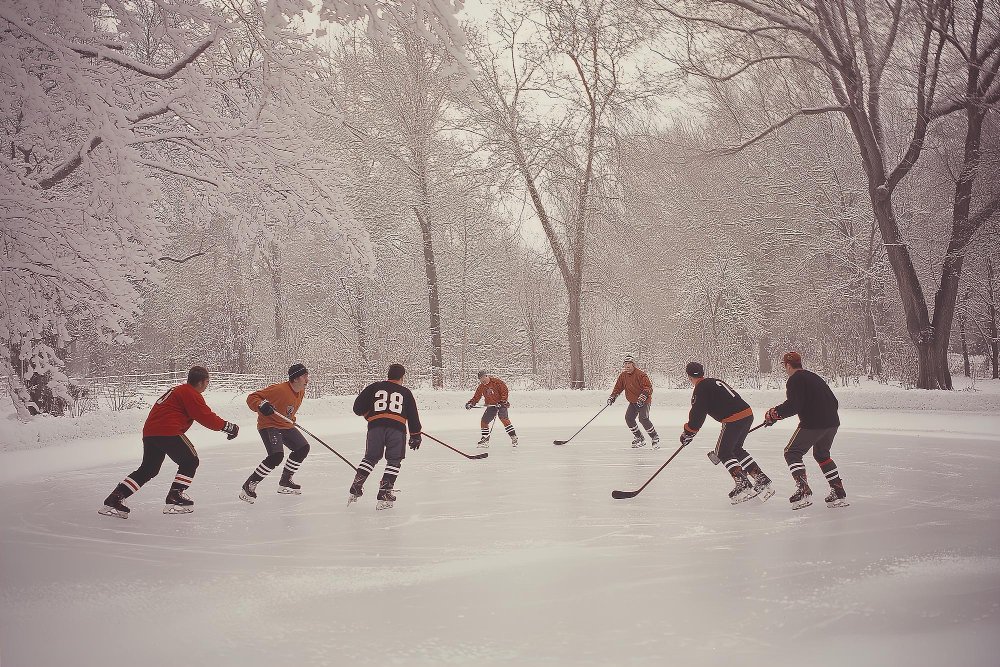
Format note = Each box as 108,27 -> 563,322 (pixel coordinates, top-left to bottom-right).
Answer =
764,407 -> 780,427
465,402 -> 475,410
607,395 -> 617,406
636,393 -> 648,408
679,431 -> 695,446
257,400 -> 275,416
409,434 -> 422,450
222,422 -> 239,440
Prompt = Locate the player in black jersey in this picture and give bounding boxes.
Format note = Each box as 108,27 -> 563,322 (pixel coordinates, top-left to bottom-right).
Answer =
765,352 -> 848,509
681,362 -> 774,503
348,364 -> 422,509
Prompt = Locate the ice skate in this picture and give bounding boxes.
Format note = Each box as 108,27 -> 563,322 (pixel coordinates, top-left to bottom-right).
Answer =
511,435 -> 518,448
477,436 -> 490,448
376,481 -> 396,510
789,482 -> 813,510
239,478 -> 258,504
728,475 -> 759,504
630,435 -> 646,448
277,470 -> 301,495
347,475 -> 365,507
163,488 -> 194,514
825,481 -> 849,508
650,434 -> 660,450
751,472 -> 775,502
98,492 -> 130,519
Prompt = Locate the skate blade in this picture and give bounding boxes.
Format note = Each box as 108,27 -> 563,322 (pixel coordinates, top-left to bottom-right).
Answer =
347,494 -> 360,507
730,489 -> 760,505
826,499 -> 850,508
791,498 -> 813,510
631,444 -> 646,449
163,504 -> 194,514
375,500 -> 394,510
756,486 -> 776,502
98,506 -> 128,519
239,492 -> 255,504
277,487 -> 302,495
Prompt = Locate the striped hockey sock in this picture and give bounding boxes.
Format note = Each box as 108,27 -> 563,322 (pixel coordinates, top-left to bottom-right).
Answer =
504,423 -> 517,438
380,462 -> 401,489
740,455 -> 762,477
817,457 -> 842,486
283,457 -> 302,479
169,473 -> 194,493
118,477 -> 140,498
250,461 -> 274,483
480,426 -> 490,440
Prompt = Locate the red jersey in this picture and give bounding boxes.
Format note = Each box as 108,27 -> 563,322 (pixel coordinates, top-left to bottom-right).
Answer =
470,377 -> 509,406
143,383 -> 226,437
611,369 -> 653,404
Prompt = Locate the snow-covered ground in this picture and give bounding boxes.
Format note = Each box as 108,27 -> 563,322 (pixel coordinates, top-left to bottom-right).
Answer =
1,387 -> 999,666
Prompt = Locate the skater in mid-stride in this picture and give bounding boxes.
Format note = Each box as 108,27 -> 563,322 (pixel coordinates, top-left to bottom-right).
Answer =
349,364 -> 422,510
465,370 -> 518,448
239,363 -> 310,503
680,362 -> 773,504
764,351 -> 849,510
607,354 -> 659,448
99,365 -> 238,518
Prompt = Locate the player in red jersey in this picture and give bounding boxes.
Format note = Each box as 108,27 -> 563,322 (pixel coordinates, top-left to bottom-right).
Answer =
98,366 -> 238,518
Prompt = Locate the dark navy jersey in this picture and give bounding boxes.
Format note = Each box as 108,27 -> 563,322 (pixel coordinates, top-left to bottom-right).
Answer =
353,380 -> 421,434
774,369 -> 840,428
685,378 -> 753,433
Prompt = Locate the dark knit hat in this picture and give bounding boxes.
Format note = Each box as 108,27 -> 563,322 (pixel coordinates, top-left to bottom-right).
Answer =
477,370 -> 488,379
685,361 -> 704,378
782,352 -> 803,368
288,363 -> 308,381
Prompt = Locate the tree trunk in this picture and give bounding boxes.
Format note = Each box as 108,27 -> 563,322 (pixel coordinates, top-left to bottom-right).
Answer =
916,341 -> 952,390
567,282 -> 585,389
988,255 -> 999,379
414,201 -> 443,389
270,240 -> 285,352
758,336 -> 771,374
960,313 -> 971,377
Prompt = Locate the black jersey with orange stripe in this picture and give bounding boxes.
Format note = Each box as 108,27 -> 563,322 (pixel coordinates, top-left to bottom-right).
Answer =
684,377 -> 753,433
353,380 -> 422,434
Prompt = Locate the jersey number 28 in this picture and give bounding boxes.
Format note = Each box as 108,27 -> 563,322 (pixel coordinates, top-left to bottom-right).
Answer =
373,390 -> 404,414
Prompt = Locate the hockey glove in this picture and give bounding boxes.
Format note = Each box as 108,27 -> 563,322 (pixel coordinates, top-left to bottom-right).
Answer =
499,400 -> 510,408
607,395 -> 617,406
408,434 -> 422,450
465,402 -> 475,410
636,393 -> 648,408
222,422 -> 239,440
257,400 -> 276,416
679,431 -> 695,446
764,407 -> 780,427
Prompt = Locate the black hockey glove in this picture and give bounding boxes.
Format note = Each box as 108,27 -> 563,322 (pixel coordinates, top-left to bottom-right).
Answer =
764,407 -> 780,427
679,431 -> 695,446
636,393 -> 648,408
409,433 -> 422,450
257,400 -> 276,416
499,400 -> 510,408
607,395 -> 617,406
222,422 -> 239,440
465,401 -> 475,410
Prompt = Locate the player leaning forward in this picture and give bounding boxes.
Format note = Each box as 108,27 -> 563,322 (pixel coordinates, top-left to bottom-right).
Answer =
680,362 -> 773,504
608,354 -> 660,448
239,363 -> 311,503
765,352 -> 849,509
99,366 -> 238,518
348,364 -> 422,509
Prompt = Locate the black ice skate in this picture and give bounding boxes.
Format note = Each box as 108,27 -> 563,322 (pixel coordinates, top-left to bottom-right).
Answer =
789,481 -> 813,510
511,435 -> 518,448
376,481 -> 396,510
277,470 -> 301,495
347,474 -> 366,507
728,475 -> 759,504
477,436 -> 490,448
163,488 -> 194,514
650,434 -> 661,450
825,481 -> 849,508
631,435 -> 646,448
98,492 -> 130,519
751,472 -> 776,502
239,478 -> 258,504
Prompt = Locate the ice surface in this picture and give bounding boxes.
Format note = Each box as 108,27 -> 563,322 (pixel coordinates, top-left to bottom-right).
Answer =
1,395 -> 999,666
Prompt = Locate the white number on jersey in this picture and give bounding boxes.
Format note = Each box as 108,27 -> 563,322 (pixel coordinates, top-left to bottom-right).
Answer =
373,390 -> 404,414
716,380 -> 736,397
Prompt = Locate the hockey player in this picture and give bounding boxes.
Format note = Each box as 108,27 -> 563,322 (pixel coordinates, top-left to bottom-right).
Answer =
239,363 -> 310,503
99,366 -> 238,518
465,370 -> 518,448
348,364 -> 422,510
764,352 -> 849,510
680,362 -> 774,504
607,355 -> 660,448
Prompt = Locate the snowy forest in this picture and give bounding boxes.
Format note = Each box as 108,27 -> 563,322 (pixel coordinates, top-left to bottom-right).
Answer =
2,0 -> 999,418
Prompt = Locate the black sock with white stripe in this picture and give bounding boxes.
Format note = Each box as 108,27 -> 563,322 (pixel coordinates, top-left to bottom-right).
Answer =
380,462 -> 401,490
249,462 -> 274,484
740,455 -> 763,477
504,423 -> 517,438
630,426 -> 642,438
817,457 -> 841,486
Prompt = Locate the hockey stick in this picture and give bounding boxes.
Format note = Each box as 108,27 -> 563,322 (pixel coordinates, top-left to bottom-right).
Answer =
553,404 -> 610,445
274,412 -> 357,471
612,443 -> 687,499
707,422 -> 767,465
421,431 -> 489,460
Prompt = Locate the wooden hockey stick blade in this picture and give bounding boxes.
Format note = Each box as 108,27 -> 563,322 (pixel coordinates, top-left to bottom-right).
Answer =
553,440 -> 568,445
611,490 -> 639,499
467,452 -> 489,459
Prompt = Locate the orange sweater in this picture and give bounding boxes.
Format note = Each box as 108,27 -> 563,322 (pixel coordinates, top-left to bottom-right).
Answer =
470,377 -> 509,406
611,369 -> 653,404
247,382 -> 304,430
